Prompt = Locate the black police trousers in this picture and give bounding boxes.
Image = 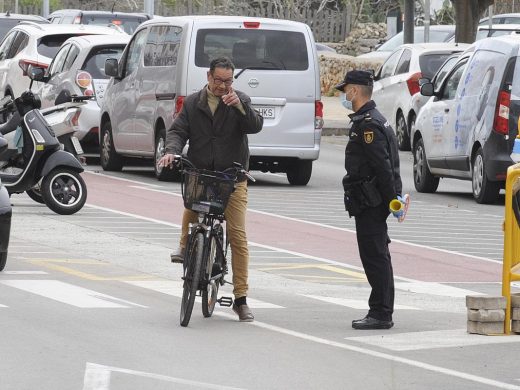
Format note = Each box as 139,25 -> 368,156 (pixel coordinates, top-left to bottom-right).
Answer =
355,206 -> 394,322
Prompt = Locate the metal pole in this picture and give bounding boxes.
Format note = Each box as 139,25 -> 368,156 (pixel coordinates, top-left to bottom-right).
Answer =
488,4 -> 494,29
15,0 -> 18,13
42,0 -> 49,18
144,0 -> 154,16
424,0 -> 430,42
403,0 -> 414,44
0,0 -> 4,13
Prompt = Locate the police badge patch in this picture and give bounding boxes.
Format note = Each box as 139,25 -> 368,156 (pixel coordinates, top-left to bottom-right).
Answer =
363,130 -> 374,144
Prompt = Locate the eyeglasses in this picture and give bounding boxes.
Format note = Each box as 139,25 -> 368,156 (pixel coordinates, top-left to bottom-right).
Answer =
211,75 -> 234,86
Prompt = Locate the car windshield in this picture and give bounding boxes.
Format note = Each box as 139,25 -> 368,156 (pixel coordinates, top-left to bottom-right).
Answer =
377,29 -> 453,51
82,45 -> 125,79
81,16 -> 147,34
419,53 -> 455,79
37,34 -> 80,58
195,28 -> 309,70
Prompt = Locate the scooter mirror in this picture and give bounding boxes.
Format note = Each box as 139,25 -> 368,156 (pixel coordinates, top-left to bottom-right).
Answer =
28,66 -> 46,82
0,137 -> 7,156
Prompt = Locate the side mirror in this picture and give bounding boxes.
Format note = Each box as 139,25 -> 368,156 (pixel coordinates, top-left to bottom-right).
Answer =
0,137 -> 7,155
105,58 -> 120,78
418,77 -> 431,86
28,66 -> 46,82
420,82 -> 435,96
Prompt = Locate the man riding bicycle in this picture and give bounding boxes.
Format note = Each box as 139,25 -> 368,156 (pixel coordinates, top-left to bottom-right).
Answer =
158,57 -> 263,322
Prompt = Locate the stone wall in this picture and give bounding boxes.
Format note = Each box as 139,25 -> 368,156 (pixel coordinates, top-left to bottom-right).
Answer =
319,52 -> 385,96
335,23 -> 388,56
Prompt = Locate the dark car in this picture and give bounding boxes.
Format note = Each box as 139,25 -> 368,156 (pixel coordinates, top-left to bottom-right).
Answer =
0,12 -> 49,42
48,9 -> 151,35
0,137 -> 11,271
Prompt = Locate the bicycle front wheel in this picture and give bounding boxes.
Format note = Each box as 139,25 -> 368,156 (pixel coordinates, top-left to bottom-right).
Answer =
180,231 -> 204,327
202,225 -> 225,317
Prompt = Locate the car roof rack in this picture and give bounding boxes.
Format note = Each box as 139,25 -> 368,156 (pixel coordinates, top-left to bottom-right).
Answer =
17,21 -> 45,29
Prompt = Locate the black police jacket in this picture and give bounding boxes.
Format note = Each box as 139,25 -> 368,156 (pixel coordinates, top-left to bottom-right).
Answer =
344,100 -> 402,207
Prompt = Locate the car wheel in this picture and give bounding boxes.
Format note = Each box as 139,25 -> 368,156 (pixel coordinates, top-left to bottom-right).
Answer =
286,160 -> 312,186
100,120 -> 123,172
413,137 -> 439,193
396,112 -> 411,151
472,147 -> 500,204
154,127 -> 179,181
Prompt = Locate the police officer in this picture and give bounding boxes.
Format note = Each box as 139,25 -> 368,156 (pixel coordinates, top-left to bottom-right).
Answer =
337,70 -> 402,330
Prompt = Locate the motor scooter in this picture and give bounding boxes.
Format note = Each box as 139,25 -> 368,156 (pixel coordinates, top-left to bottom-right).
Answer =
0,137 -> 11,271
0,67 -> 87,215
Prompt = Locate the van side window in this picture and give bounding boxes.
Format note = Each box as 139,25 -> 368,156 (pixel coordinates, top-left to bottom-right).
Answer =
123,28 -> 147,77
195,29 -> 308,71
144,25 -> 182,67
442,63 -> 466,100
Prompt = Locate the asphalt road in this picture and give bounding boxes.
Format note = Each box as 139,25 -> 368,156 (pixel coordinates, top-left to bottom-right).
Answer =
1,137 -> 517,390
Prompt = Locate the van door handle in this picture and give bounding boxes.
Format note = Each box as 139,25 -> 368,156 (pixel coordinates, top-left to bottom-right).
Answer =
444,108 -> 450,113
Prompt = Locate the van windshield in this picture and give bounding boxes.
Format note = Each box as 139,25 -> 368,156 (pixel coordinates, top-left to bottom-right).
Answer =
195,29 -> 309,70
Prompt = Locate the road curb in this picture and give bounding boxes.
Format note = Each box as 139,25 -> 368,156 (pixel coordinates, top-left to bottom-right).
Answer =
322,127 -> 348,136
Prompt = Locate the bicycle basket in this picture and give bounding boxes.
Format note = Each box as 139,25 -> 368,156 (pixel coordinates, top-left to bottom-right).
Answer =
182,168 -> 235,214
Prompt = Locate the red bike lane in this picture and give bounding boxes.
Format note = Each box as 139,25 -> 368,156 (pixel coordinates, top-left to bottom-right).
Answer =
83,172 -> 502,283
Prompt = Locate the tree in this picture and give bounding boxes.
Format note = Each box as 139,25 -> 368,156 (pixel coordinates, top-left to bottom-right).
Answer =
452,0 -> 494,43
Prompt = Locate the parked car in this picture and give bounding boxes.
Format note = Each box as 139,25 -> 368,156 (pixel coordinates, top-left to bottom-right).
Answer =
0,24 -> 122,102
316,43 -> 336,53
475,24 -> 520,40
101,15 -> 323,185
479,13 -> 520,25
372,42 -> 468,151
35,34 -> 130,146
0,12 -> 49,42
357,25 -> 456,61
48,10 -> 151,35
412,35 -> 520,204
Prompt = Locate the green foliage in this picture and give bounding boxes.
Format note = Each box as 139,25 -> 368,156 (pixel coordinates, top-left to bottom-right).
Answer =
19,0 -> 61,9
433,0 -> 455,25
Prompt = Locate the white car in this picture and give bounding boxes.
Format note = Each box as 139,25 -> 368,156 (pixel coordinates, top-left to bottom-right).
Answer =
0,23 -> 122,102
372,42 -> 468,151
36,34 -> 130,144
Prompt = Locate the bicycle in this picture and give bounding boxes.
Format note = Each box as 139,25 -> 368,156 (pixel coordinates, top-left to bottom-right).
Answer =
174,156 -> 255,327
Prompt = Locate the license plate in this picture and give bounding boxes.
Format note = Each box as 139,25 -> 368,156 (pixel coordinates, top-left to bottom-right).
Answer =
255,106 -> 275,119
71,136 -> 84,155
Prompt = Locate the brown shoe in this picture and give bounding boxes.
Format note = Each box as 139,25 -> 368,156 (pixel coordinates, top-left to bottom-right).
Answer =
232,303 -> 254,322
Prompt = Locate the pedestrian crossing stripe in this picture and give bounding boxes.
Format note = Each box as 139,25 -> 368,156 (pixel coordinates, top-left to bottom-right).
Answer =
0,280 -> 147,308
124,280 -> 284,309
301,294 -> 420,310
394,282 -> 484,298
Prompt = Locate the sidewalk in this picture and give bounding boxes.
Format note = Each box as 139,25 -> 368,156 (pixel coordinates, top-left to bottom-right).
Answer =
321,95 -> 349,136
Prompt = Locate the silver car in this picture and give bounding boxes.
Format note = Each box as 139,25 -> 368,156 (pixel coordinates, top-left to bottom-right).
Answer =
36,34 -> 130,145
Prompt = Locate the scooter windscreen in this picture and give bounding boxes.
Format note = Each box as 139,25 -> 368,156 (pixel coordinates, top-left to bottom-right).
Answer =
23,110 -> 59,148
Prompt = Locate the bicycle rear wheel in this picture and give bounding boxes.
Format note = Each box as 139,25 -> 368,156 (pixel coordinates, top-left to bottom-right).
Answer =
180,231 -> 204,327
202,229 -> 223,318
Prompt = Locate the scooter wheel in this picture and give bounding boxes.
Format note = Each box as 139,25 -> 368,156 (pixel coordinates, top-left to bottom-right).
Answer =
26,188 -> 45,204
41,168 -> 87,215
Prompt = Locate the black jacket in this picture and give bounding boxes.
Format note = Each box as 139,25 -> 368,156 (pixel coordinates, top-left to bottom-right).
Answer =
344,100 -> 402,207
165,87 -> 263,171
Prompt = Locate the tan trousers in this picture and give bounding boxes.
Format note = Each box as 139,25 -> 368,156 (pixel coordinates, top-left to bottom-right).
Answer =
180,181 -> 249,298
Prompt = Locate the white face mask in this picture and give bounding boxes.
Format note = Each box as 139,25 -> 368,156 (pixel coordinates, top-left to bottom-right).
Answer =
340,91 -> 353,111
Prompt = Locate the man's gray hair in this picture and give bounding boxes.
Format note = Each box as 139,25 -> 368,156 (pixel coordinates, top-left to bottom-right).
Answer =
209,57 -> 235,73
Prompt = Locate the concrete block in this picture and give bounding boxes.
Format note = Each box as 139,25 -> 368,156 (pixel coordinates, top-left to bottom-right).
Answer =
467,320 -> 504,335
512,320 -> 520,333
466,296 -> 506,310
467,309 -> 505,322
511,293 -> 520,308
512,308 -> 520,320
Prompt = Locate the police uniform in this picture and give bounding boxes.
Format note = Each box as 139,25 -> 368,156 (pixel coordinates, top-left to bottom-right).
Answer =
337,70 -> 402,329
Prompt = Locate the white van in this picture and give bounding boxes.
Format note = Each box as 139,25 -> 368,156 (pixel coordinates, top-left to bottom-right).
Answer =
101,15 -> 323,185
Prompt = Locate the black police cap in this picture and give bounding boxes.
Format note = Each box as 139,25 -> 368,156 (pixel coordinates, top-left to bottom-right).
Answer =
335,70 -> 374,91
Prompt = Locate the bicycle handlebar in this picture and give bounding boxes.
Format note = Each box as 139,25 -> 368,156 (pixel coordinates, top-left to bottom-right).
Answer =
172,155 -> 255,182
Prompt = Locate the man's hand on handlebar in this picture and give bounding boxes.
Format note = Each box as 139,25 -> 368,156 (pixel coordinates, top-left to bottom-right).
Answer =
158,153 -> 181,169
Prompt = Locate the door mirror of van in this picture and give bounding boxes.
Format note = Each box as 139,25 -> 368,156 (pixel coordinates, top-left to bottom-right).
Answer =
420,82 -> 435,96
28,66 -> 46,82
418,77 -> 431,86
105,58 -> 120,78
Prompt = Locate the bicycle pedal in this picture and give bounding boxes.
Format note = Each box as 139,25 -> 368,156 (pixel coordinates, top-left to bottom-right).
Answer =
222,279 -> 234,286
217,296 -> 233,307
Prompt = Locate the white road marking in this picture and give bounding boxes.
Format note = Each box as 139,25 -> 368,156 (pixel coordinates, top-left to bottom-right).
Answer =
214,312 -> 520,390
2,271 -> 48,275
0,303 -> 7,308
0,280 -> 147,308
345,329 -> 520,352
83,362 -> 244,390
301,294 -> 420,310
124,280 -> 283,308
394,282 -> 483,298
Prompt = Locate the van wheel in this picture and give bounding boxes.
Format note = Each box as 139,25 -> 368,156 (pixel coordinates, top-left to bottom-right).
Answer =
472,148 -> 500,204
100,120 -> 123,172
154,128 -> 179,181
396,112 -> 411,151
287,160 -> 312,186
413,138 -> 439,193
